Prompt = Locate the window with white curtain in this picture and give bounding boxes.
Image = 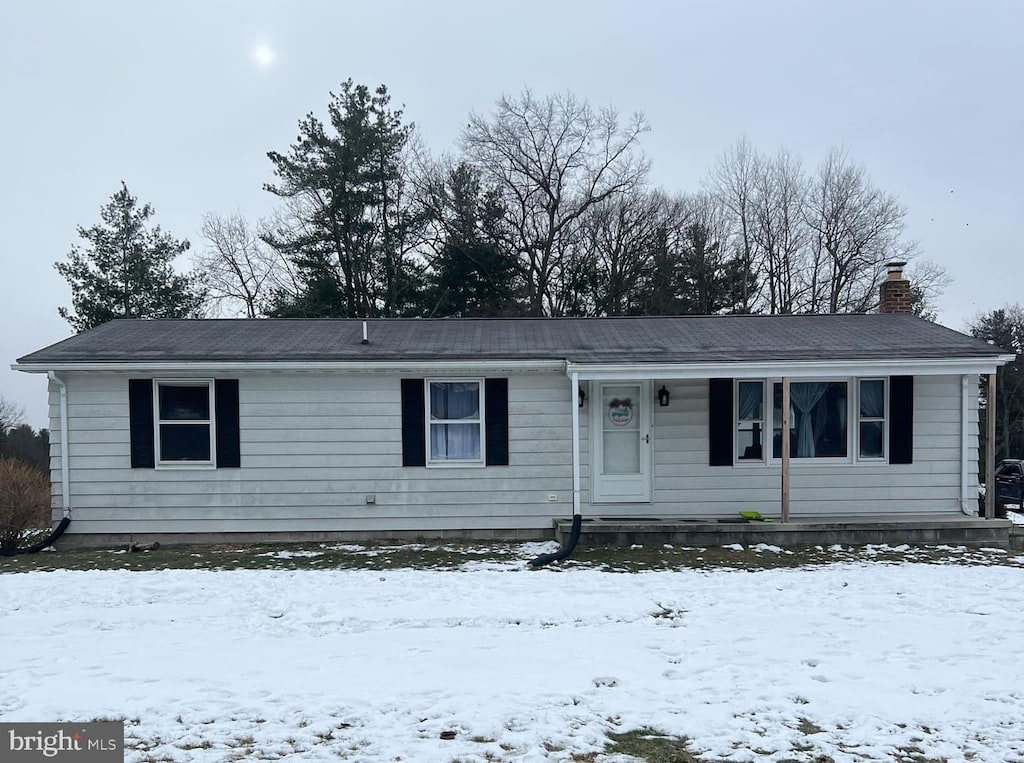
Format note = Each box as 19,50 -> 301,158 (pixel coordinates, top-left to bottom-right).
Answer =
736,380 -> 765,461
772,381 -> 848,459
427,380 -> 483,464
858,379 -> 886,459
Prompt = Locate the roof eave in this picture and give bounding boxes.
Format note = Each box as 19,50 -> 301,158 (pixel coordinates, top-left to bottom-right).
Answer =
567,355 -> 1015,380
10,359 -> 569,373
12,354 -> 1014,376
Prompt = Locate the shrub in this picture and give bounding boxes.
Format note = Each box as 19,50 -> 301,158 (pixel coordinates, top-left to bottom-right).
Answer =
0,459 -> 51,553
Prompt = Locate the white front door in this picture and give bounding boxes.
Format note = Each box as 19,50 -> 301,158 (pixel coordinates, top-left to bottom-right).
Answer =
592,382 -> 652,503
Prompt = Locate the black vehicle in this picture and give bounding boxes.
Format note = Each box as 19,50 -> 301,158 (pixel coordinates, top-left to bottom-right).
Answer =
995,459 -> 1024,508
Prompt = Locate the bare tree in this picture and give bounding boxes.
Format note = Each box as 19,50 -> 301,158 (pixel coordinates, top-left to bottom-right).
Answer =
905,259 -> 952,319
804,148 -> 915,314
0,397 -> 23,434
194,212 -> 293,318
577,191 -> 666,316
751,148 -> 809,314
462,89 -> 649,315
707,137 -> 762,312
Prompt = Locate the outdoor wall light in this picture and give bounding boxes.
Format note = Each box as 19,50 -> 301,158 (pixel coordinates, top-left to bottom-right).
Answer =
658,385 -> 670,407
578,387 -> 586,408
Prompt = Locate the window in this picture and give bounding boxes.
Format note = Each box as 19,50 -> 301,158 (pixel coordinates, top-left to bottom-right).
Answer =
772,381 -> 848,459
736,381 -> 765,461
858,379 -> 886,459
155,381 -> 214,465
427,380 -> 483,464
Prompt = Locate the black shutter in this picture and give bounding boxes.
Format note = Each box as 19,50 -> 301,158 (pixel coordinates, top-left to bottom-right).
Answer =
215,379 -> 241,468
889,375 -> 914,464
485,378 -> 509,466
129,379 -> 155,468
401,378 -> 426,467
709,378 -> 733,467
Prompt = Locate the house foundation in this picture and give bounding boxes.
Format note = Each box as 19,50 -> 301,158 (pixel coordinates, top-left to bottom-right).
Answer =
554,515 -> 1013,549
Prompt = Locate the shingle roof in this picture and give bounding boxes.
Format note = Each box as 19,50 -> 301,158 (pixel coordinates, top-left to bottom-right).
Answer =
14,315 -> 1006,366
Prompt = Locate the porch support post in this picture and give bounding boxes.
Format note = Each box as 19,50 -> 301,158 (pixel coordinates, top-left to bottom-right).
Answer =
986,370 -> 996,519
781,376 -> 791,523
571,371 -> 582,517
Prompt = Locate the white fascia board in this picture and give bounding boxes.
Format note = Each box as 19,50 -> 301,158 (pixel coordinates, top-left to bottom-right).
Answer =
566,355 -> 1015,380
11,359 -> 567,374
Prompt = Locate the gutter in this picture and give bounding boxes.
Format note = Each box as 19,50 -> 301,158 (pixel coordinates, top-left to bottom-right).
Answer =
567,355 -> 1016,381
12,359 -> 568,374
47,371 -> 71,519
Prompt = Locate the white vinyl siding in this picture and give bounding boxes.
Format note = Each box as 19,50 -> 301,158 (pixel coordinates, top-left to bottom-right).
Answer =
47,370 -> 571,534
583,375 -> 976,518
46,372 -> 979,533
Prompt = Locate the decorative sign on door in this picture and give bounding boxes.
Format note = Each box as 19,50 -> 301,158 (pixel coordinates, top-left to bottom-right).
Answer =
607,397 -> 634,427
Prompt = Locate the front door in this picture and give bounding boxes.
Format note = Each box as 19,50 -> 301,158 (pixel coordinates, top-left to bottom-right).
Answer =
592,382 -> 652,503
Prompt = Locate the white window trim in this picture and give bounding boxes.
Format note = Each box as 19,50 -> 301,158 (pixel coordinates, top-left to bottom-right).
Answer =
856,377 -> 888,462
425,378 -> 486,468
767,377 -> 853,466
153,379 -> 216,469
734,379 -> 767,465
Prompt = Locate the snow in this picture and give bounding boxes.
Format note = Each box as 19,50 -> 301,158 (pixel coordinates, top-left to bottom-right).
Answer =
3,553 -> 1024,761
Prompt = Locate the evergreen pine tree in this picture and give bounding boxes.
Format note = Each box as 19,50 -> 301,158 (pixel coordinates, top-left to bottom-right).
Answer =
424,164 -> 518,317
264,81 -> 422,317
55,183 -> 205,332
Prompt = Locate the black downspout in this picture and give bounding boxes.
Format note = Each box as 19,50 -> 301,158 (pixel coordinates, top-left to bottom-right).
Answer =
528,514 -> 582,568
2,517 -> 72,556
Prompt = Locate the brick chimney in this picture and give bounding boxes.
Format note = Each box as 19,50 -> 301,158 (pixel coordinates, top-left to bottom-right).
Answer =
879,261 -> 912,314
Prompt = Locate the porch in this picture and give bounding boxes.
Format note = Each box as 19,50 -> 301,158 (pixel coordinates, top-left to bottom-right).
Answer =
553,514 -> 1013,549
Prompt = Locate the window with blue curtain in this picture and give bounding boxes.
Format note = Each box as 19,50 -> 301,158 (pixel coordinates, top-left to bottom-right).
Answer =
772,381 -> 848,458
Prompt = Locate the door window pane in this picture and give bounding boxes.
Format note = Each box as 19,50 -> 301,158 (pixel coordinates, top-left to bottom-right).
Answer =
601,384 -> 641,475
602,386 -> 639,431
603,431 -> 640,474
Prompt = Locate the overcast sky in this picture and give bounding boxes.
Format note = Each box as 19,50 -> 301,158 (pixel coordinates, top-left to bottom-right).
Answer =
2,0 -> 1021,427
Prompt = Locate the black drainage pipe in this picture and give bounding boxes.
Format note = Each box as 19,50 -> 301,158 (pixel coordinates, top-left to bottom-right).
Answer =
1,517 -> 72,556
528,514 -> 582,568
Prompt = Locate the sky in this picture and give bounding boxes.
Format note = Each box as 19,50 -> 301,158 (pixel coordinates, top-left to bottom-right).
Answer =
2,0 -> 1022,427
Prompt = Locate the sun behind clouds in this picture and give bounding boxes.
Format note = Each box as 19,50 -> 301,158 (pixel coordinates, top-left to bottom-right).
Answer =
250,40 -> 276,70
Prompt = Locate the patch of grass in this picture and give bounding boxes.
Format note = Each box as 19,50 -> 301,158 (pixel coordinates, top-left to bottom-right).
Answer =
893,745 -> 948,763
177,739 -> 213,750
603,727 -> 707,763
2,538 -> 1021,575
799,717 -> 825,735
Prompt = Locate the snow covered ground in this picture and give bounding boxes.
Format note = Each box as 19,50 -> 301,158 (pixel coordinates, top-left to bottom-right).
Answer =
3,546 -> 1024,762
